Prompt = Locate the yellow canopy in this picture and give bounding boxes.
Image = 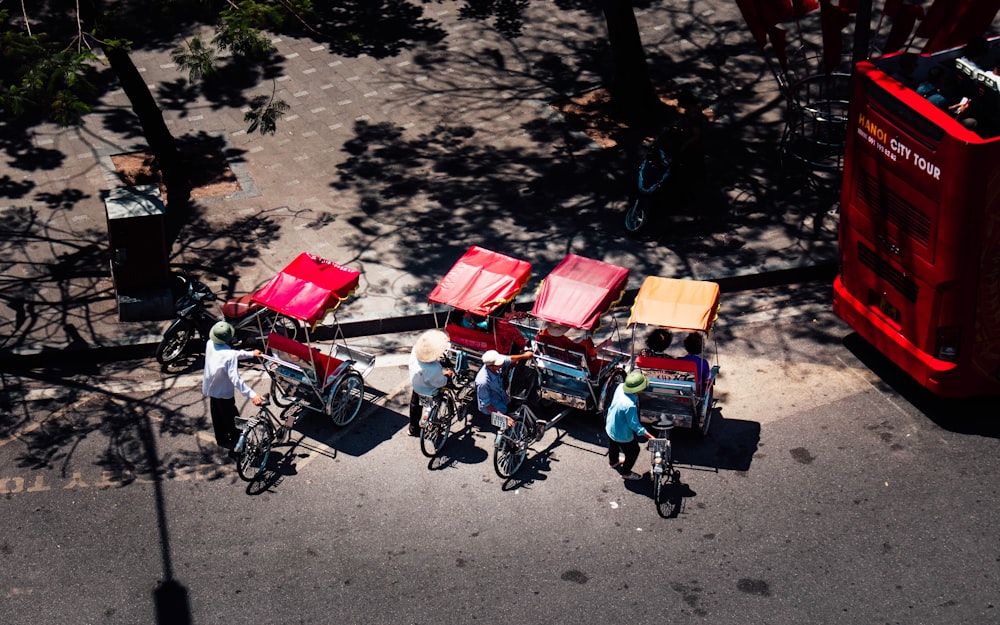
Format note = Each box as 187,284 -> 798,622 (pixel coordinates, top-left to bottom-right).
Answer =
627,277 -> 720,332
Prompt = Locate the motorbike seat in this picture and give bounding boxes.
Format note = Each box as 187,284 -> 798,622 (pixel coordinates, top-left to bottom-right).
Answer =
223,293 -> 258,320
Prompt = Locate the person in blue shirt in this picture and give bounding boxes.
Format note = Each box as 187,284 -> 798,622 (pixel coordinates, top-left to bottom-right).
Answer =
605,371 -> 655,481
475,349 -> 534,419
477,348 -> 541,442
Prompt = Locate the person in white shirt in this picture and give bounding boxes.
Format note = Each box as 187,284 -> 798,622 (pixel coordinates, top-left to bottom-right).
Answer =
407,329 -> 452,436
202,321 -> 263,453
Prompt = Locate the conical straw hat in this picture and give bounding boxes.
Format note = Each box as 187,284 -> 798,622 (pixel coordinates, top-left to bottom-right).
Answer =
414,329 -> 450,363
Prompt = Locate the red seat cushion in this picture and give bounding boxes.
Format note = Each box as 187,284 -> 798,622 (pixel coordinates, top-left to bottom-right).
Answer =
267,332 -> 342,384
635,355 -> 699,391
445,323 -> 497,353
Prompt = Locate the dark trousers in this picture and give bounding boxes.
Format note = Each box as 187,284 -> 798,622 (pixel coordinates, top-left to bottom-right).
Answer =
209,397 -> 240,449
608,437 -> 641,474
408,391 -> 422,433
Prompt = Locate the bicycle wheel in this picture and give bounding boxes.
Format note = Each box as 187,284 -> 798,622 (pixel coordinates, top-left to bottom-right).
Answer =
327,371 -> 364,427
236,419 -> 274,482
652,470 -> 663,505
421,394 -> 456,457
493,420 -> 528,479
624,195 -> 651,233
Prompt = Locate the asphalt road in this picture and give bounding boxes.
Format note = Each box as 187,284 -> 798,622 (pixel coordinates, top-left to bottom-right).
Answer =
1,282 -> 998,625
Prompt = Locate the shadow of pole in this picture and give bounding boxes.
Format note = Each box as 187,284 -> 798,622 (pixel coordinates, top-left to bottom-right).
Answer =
136,411 -> 195,625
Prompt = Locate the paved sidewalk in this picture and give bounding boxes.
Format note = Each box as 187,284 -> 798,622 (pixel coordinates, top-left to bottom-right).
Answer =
0,1 -> 840,366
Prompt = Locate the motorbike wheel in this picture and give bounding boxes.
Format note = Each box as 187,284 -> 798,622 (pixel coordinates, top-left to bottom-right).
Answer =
624,195 -> 652,233
155,325 -> 193,364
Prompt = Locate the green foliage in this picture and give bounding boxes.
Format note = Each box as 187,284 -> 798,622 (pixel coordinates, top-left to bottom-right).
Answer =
214,1 -> 283,58
244,88 -> 289,135
171,36 -> 218,82
0,20 -> 97,125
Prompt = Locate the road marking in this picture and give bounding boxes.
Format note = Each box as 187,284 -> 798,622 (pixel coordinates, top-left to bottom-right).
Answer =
0,395 -> 101,449
17,351 -> 413,403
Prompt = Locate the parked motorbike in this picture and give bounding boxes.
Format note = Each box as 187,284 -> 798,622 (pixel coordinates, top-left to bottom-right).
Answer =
624,118 -> 703,234
154,275 -> 297,365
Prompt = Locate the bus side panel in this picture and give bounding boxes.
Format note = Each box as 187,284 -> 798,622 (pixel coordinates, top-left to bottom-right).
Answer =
835,62 -> 1000,397
971,141 -> 1000,388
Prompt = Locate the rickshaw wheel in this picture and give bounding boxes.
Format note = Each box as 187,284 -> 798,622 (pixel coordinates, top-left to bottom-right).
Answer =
599,370 -> 625,416
696,387 -> 714,437
327,371 -> 364,427
270,378 -> 295,407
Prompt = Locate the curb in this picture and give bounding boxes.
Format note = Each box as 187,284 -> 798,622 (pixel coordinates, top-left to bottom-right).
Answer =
0,262 -> 837,371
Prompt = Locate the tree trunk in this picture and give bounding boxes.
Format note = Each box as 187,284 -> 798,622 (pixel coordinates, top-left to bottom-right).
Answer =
598,0 -> 661,123
103,46 -> 191,227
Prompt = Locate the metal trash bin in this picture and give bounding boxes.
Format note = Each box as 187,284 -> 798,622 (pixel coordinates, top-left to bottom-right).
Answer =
103,184 -> 173,321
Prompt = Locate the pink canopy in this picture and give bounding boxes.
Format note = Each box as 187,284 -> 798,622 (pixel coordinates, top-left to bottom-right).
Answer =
252,252 -> 361,326
531,254 -> 630,331
428,246 -> 532,316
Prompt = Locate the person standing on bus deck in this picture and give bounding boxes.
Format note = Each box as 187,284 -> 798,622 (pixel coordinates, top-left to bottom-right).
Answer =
606,371 -> 655,481
952,36 -> 1000,133
407,329 -> 453,437
916,66 -> 949,110
202,321 -> 263,454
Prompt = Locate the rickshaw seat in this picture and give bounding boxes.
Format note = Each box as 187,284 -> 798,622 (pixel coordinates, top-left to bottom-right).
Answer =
635,355 -> 700,394
445,321 -> 525,356
445,323 -> 499,354
533,335 -> 604,377
267,332 -> 343,386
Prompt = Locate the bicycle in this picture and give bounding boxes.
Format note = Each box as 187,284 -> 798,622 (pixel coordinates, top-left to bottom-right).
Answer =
648,416 -> 680,513
233,395 -> 298,481
491,403 -> 545,479
419,370 -> 475,458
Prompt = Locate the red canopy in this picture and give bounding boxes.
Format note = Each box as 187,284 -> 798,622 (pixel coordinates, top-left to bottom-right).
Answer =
428,246 -> 532,316
252,252 -> 361,326
531,254 -> 630,331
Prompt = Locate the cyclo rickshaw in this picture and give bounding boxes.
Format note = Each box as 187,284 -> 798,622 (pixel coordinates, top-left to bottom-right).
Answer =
626,276 -> 720,507
491,253 -> 632,478
231,253 -> 376,480
428,245 -> 533,377
418,246 -> 533,457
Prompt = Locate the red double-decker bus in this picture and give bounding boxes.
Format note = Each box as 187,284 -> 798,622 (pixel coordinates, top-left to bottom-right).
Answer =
833,39 -> 1000,398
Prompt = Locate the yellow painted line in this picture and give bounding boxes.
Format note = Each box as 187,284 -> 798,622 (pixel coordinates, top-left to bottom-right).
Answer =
0,395 -> 101,449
